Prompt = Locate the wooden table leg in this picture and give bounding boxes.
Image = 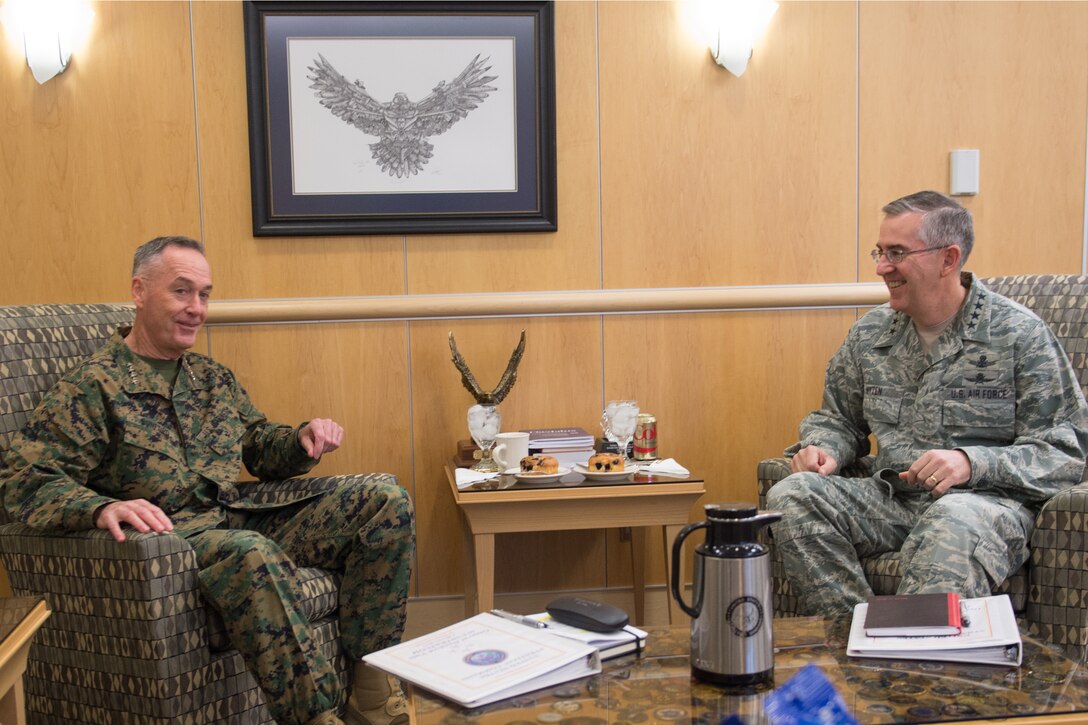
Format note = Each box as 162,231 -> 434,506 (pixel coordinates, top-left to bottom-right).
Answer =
663,523 -> 687,625
405,683 -> 420,725
462,520 -> 477,618
0,676 -> 25,725
630,527 -> 647,625
474,533 -> 496,614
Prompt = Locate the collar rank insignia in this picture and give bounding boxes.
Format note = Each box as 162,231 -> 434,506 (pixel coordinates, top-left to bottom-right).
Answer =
181,358 -> 197,385
965,296 -> 984,333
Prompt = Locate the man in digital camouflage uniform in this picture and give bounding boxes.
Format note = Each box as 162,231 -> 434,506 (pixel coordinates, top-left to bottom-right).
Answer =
767,191 -> 1088,618
2,236 -> 414,725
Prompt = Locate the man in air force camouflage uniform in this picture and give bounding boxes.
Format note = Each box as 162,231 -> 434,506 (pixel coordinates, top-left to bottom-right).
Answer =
2,236 -> 414,725
766,191 -> 1088,618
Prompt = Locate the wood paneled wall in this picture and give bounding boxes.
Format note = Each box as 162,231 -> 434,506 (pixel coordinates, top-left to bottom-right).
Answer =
2,1 -> 1086,600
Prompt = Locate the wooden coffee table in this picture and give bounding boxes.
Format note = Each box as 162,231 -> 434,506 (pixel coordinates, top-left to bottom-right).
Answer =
445,460 -> 705,624
408,616 -> 1088,724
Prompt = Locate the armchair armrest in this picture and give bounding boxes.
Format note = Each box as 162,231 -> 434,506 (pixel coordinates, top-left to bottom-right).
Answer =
757,458 -> 793,508
1027,483 -> 1088,660
0,524 -> 212,678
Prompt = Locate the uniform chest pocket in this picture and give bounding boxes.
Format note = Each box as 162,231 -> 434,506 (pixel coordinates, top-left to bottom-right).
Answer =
121,423 -> 183,470
863,393 -> 903,425
187,427 -> 242,487
182,398 -> 243,457
206,429 -> 242,457
123,423 -> 178,457
941,398 -> 1015,443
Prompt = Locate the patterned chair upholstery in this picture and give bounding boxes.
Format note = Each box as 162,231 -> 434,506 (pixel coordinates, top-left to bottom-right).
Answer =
0,304 -> 354,723
758,274 -> 1088,660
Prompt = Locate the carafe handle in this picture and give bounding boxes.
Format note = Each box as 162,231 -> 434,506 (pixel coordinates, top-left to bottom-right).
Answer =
670,520 -> 709,618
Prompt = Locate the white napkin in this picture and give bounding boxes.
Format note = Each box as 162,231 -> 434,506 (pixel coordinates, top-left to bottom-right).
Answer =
454,468 -> 501,490
645,458 -> 690,477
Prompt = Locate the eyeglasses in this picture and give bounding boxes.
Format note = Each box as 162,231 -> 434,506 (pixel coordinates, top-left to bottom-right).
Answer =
870,245 -> 949,264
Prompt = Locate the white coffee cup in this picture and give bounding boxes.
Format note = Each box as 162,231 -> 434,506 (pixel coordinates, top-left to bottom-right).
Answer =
492,431 -> 530,471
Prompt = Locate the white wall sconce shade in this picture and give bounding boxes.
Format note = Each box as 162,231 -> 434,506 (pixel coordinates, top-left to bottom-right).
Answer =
950,149 -> 981,196
0,0 -> 95,84
706,0 -> 779,77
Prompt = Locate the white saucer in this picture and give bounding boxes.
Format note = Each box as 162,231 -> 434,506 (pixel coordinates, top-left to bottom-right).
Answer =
506,467 -> 572,484
573,463 -> 639,481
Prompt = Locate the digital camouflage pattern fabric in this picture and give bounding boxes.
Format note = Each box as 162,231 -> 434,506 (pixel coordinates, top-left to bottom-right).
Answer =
1,329 -> 415,724
3,330 -> 321,535
768,274 -> 1088,617
194,475 -> 413,723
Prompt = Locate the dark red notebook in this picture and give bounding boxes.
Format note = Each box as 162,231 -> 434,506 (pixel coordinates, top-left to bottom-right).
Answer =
863,592 -> 963,637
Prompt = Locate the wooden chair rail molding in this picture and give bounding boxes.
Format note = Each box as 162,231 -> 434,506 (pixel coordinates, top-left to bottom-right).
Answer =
196,283 -> 889,325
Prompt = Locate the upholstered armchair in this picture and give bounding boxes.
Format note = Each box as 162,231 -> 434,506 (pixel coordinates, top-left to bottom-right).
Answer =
758,275 -> 1088,660
0,304 -> 354,723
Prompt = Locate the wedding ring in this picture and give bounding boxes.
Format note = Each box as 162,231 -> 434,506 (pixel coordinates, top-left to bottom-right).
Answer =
926,475 -> 938,485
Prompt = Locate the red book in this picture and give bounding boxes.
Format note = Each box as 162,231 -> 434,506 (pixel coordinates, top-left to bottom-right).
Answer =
863,592 -> 963,637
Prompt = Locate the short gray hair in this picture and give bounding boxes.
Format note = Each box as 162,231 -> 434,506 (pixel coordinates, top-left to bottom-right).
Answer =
132,236 -> 205,277
882,191 -> 974,266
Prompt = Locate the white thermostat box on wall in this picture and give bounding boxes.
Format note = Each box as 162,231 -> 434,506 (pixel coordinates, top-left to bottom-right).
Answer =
950,149 -> 980,196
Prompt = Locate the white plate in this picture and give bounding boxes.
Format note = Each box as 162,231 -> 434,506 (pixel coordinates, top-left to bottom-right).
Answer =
506,466 -> 572,483
573,463 -> 639,481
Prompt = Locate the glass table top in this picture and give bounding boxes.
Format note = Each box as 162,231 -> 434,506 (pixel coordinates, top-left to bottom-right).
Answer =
453,463 -> 704,493
410,616 -> 1088,724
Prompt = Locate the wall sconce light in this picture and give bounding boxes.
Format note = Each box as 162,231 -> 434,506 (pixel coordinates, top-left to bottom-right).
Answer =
706,0 -> 778,77
0,0 -> 95,84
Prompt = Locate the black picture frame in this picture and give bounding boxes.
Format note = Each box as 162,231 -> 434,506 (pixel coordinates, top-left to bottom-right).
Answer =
243,1 -> 556,236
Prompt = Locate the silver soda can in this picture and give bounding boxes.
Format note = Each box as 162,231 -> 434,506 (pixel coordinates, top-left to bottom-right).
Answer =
633,413 -> 657,460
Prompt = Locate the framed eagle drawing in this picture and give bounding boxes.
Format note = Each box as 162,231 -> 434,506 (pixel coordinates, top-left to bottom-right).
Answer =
243,1 -> 557,236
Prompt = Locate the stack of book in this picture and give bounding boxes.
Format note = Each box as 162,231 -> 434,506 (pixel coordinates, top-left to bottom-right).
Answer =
847,593 -> 1022,666
523,427 -> 596,468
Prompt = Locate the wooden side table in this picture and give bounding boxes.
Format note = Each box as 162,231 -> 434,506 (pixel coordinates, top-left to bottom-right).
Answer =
445,461 -> 705,624
0,597 -> 50,725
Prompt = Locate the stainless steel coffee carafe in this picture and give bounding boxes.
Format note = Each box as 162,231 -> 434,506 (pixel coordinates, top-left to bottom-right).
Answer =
670,502 -> 782,685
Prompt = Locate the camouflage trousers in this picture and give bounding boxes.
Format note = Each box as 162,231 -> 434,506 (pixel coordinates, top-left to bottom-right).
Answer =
187,474 -> 415,725
765,471 -> 1034,619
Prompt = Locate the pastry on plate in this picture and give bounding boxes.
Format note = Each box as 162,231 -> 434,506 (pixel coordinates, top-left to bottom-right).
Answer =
587,453 -> 624,472
520,455 -> 559,474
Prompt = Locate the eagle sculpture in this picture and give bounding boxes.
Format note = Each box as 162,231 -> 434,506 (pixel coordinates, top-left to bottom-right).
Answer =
308,54 -> 498,179
448,330 -> 526,405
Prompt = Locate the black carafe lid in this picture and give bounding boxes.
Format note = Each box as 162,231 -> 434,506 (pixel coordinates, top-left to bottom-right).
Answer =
704,502 -> 781,549
706,502 -> 758,520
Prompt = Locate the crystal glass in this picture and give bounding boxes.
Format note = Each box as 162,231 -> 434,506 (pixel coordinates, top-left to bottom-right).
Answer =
467,404 -> 501,472
601,400 -> 639,463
